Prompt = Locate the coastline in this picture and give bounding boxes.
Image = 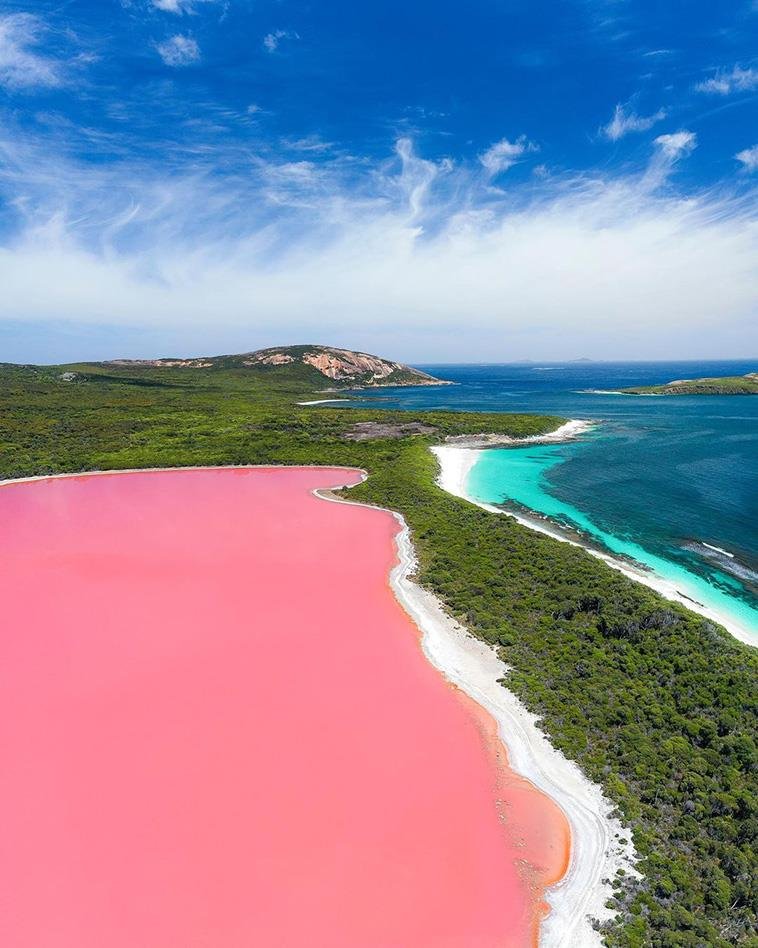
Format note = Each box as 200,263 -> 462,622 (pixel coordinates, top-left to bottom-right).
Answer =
444,419 -> 595,448
321,476 -> 639,947
431,425 -> 756,648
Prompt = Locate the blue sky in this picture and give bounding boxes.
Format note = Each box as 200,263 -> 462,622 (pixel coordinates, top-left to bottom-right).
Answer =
0,0 -> 756,362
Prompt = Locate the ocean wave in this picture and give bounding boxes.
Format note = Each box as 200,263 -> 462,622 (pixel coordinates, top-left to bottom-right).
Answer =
703,542 -> 735,559
576,389 -> 664,397
576,389 -> 625,395
685,542 -> 758,586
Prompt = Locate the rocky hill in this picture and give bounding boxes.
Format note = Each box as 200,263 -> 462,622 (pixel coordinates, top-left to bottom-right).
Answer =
105,344 -> 446,388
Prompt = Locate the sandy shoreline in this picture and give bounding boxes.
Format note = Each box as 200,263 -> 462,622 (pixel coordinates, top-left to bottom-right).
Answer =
296,398 -> 351,405
321,475 -> 638,947
389,520 -> 638,947
432,424 -> 755,648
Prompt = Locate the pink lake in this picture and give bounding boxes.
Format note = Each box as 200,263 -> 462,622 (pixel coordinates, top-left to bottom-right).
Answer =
0,468 -> 569,946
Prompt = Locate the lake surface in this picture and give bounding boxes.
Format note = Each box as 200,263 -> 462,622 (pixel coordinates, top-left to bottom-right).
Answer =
348,361 -> 758,641
0,467 -> 567,947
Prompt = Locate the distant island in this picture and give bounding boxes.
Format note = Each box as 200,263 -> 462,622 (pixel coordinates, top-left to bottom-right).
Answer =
103,344 -> 449,389
622,372 -> 758,395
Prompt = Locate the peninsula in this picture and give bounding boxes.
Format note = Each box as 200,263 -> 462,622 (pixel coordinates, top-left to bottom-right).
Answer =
622,371 -> 758,395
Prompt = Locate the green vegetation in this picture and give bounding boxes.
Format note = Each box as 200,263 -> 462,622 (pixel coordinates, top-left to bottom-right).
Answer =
1,358 -> 756,946
623,372 -> 758,395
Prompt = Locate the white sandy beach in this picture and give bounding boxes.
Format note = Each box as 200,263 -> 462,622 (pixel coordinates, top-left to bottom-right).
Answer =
295,398 -> 352,405
389,520 -> 638,946
432,428 -> 756,648
321,474 -> 638,948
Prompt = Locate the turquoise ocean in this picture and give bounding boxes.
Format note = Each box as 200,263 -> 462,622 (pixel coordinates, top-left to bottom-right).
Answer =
347,361 -> 758,642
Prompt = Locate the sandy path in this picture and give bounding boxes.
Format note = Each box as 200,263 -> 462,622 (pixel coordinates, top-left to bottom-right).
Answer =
295,398 -> 351,405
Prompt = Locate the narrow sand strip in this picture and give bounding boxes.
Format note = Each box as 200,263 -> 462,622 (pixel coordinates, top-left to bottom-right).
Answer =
319,479 -> 639,947
432,427 -> 755,647
296,398 -> 351,405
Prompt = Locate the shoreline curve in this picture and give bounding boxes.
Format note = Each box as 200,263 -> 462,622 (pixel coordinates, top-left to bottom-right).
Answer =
432,424 -> 756,648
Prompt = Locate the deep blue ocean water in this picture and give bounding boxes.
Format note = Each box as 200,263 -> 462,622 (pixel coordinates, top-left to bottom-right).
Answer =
347,361 -> 758,640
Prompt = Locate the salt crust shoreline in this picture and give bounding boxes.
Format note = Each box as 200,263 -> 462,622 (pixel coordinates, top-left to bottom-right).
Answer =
433,422 -> 755,648
2,461 -> 636,945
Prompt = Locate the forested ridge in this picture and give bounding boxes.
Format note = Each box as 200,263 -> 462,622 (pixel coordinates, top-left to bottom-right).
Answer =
1,361 -> 756,946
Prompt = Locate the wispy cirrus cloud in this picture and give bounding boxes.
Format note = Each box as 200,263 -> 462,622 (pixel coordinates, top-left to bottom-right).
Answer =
479,136 -> 538,176
736,144 -> 758,171
601,102 -> 666,141
152,0 -> 190,12
281,135 -> 334,153
156,34 -> 200,66
151,0 -> 222,13
263,30 -> 299,53
0,13 -> 63,90
653,130 -> 696,160
696,64 -> 758,95
0,130 -> 754,361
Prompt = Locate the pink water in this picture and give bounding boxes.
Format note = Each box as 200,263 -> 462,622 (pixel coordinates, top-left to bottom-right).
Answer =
0,468 -> 569,947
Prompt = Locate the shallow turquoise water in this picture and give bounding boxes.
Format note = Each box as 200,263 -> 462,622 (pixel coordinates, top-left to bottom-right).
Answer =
343,361 -> 758,643
467,439 -> 758,641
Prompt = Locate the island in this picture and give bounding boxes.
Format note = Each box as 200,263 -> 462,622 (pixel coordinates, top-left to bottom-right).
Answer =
622,371 -> 758,395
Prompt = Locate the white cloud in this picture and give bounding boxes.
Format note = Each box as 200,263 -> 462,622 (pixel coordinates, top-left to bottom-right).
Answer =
282,135 -> 333,153
602,102 -> 666,141
654,131 -> 697,160
735,145 -> 758,172
263,30 -> 298,53
479,136 -> 538,176
696,65 -> 758,95
151,0 -> 220,13
156,34 -> 200,66
0,13 -> 62,90
0,136 -> 754,360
